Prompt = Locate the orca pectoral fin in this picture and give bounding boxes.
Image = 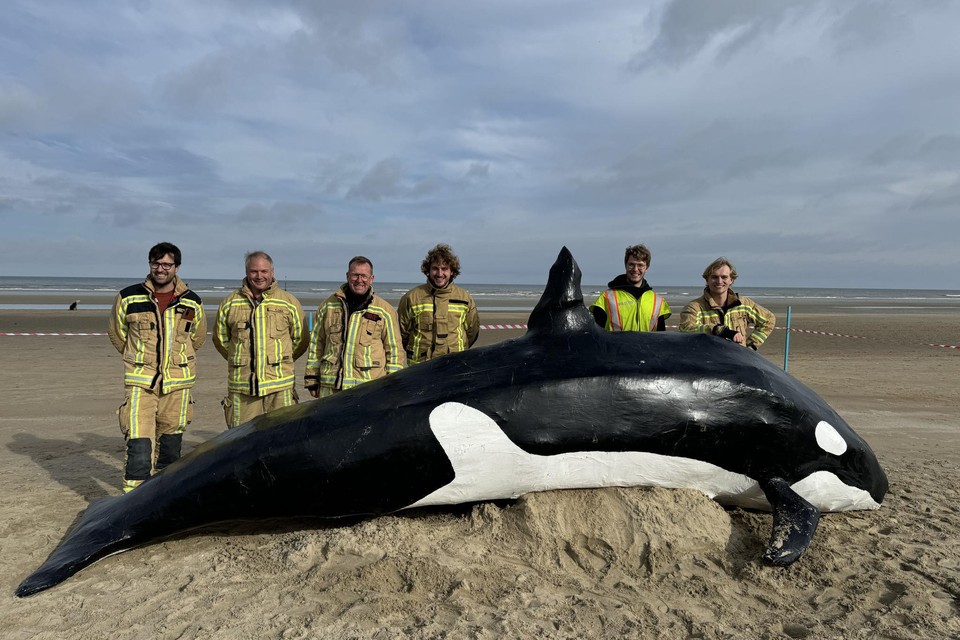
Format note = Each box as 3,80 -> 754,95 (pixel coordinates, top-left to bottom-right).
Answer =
760,477 -> 821,567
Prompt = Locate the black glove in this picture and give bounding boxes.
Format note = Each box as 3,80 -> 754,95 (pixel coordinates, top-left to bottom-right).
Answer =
714,325 -> 739,341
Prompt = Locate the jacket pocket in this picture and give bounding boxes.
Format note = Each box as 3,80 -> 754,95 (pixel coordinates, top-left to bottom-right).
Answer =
267,308 -> 289,339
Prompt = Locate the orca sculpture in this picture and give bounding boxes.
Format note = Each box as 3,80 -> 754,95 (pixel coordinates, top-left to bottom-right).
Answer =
16,248 -> 888,597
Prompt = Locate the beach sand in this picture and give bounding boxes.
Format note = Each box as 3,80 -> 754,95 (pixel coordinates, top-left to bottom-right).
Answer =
0,295 -> 958,639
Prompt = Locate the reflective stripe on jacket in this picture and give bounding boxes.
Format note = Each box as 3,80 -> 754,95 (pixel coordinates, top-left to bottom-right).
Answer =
397,282 -> 480,364
213,280 -> 307,396
108,276 -> 206,393
678,289 -> 776,348
304,287 -> 404,393
591,288 -> 671,332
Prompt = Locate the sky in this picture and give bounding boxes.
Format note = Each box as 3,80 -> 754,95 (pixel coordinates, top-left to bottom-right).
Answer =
1,0 -> 958,288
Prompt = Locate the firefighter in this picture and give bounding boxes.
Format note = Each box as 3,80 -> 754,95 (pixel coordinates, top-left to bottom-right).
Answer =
398,243 -> 480,364
108,242 -> 206,492
679,257 -> 776,350
304,256 -> 404,397
213,251 -> 307,428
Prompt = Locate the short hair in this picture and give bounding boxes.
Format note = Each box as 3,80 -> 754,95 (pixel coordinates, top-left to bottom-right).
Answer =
624,244 -> 651,266
245,251 -> 274,269
702,257 -> 738,281
348,256 -> 373,271
420,243 -> 462,279
148,242 -> 182,266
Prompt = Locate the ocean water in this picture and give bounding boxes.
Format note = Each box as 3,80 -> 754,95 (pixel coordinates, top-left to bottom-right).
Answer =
1,276 -> 959,311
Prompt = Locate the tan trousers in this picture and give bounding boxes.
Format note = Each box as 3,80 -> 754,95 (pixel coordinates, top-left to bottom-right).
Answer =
118,386 -> 193,492
221,388 -> 298,428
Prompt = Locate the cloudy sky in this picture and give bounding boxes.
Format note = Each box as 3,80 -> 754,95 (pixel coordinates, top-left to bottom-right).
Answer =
1,1 -> 957,288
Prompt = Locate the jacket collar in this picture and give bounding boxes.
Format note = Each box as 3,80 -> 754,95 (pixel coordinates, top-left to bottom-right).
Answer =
607,273 -> 653,294
240,278 -> 277,300
143,275 -> 188,297
702,287 -> 741,310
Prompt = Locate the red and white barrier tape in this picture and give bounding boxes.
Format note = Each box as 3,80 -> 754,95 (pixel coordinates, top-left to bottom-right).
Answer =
1,332 -> 107,336
781,327 -> 868,340
3,328 -> 958,350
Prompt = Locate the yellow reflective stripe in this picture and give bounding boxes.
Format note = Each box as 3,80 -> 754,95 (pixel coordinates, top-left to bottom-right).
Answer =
258,376 -> 296,392
648,294 -> 663,332
254,303 -> 269,384
409,302 -> 432,359
162,378 -> 194,391
604,290 -> 622,331
176,389 -> 190,432
128,387 -> 142,438
124,372 -> 155,386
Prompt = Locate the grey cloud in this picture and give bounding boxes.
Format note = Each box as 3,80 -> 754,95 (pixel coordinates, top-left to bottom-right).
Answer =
346,158 -> 444,202
465,163 -> 490,180
630,0 -> 808,69
235,201 -> 322,226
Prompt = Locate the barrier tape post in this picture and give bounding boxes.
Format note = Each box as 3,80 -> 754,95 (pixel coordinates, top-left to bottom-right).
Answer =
783,306 -> 792,372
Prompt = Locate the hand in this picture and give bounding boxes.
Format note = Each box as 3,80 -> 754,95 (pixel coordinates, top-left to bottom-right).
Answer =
308,387 -> 320,399
732,331 -> 744,344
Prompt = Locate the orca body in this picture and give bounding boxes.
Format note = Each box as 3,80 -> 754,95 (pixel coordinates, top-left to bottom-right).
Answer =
16,248 -> 887,597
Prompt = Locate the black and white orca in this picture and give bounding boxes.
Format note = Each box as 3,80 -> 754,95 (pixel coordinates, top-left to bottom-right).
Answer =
16,248 -> 887,597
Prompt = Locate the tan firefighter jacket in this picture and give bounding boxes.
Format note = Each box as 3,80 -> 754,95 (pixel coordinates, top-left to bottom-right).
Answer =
679,288 -> 776,349
108,276 -> 206,393
213,279 -> 307,396
397,282 -> 480,363
304,286 -> 404,393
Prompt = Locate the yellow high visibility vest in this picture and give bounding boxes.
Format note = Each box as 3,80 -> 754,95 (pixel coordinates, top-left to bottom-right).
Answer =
594,288 -> 669,332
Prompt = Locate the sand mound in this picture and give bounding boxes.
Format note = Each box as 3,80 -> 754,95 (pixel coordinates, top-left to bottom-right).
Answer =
201,486 -> 745,639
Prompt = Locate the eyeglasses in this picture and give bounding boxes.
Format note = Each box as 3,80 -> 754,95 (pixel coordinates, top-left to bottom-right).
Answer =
150,261 -> 177,271
348,273 -> 371,282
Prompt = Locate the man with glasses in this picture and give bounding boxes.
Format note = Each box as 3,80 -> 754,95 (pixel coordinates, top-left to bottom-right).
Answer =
213,251 -> 308,428
304,256 -> 404,398
590,243 -> 671,333
108,242 -> 206,492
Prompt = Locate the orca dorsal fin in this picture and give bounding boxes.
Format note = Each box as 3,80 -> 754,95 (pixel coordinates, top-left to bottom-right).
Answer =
527,247 -> 596,334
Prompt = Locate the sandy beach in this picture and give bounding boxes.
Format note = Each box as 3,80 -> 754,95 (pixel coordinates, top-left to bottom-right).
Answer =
0,292 -> 957,639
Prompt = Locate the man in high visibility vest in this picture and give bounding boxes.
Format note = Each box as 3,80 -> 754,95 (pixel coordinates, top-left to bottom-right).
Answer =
679,257 -> 776,350
590,244 -> 671,332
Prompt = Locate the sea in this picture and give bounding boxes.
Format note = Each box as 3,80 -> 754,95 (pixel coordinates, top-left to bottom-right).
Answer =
1,276 -> 959,312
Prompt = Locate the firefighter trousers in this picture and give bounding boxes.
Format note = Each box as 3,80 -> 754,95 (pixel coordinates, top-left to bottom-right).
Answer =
118,386 -> 193,493
221,387 -> 298,428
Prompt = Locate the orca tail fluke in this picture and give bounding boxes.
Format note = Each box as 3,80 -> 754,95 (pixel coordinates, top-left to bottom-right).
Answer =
760,477 -> 821,567
15,495 -> 132,597
527,247 -> 595,334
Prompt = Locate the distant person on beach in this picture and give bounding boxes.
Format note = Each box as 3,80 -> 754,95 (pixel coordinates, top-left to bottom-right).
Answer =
679,257 -> 776,350
590,244 -> 671,332
213,251 -> 308,428
304,256 -> 404,398
108,242 -> 206,493
398,243 -> 480,364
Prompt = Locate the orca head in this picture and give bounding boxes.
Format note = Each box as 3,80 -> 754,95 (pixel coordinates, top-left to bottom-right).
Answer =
527,247 -> 596,335
810,418 -> 889,507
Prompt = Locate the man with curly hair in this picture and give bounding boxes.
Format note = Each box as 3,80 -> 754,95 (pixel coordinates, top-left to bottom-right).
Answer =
398,244 -> 480,364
